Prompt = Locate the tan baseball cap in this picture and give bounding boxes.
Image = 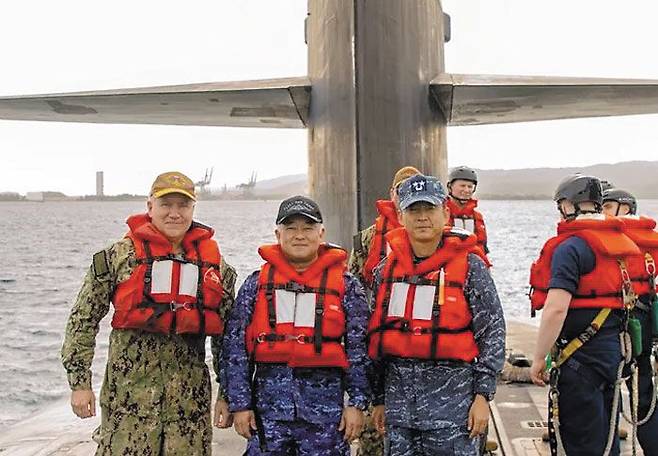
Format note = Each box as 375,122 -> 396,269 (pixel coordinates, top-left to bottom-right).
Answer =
391,166 -> 421,189
150,171 -> 196,201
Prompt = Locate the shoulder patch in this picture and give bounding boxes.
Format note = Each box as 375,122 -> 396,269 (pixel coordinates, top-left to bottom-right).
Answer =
444,227 -> 472,240
92,250 -> 110,278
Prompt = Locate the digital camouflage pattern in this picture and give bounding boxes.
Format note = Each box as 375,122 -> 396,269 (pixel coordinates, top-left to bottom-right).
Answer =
386,425 -> 479,456
371,254 -> 505,453
348,224 -> 376,288
245,417 -> 350,455
347,223 -> 384,456
61,236 -> 237,455
223,271 -> 370,453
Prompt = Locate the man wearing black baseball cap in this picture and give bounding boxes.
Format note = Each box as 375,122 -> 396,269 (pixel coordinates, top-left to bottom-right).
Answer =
368,175 -> 505,454
224,195 -> 370,455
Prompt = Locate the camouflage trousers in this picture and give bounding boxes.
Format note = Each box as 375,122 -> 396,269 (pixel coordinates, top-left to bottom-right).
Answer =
385,425 -> 479,456
92,412 -> 212,456
245,417 -> 350,456
92,332 -> 214,455
356,406 -> 384,456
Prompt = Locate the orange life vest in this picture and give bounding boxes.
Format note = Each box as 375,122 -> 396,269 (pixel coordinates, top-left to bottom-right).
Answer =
529,215 -> 641,312
619,215 -> 658,299
246,244 -> 349,369
363,200 -> 400,286
447,198 -> 487,251
368,227 -> 488,362
112,214 -> 225,335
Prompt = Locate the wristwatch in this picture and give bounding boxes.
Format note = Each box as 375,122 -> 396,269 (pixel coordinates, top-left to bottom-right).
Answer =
476,391 -> 495,402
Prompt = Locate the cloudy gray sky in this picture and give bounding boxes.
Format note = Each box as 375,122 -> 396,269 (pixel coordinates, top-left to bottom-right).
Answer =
1,1 -> 657,195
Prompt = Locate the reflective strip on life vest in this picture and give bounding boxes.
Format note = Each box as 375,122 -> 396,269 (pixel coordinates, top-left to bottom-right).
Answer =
150,260 -> 199,297
179,263 -> 199,297
453,217 -> 476,234
274,290 -> 317,327
151,260 -> 174,294
387,283 -> 437,320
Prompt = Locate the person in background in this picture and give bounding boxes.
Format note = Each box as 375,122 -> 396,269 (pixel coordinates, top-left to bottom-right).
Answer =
529,174 -> 641,455
446,166 -> 489,255
602,187 -> 658,454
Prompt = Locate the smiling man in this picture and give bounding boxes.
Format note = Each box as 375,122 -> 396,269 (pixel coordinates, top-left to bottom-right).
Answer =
61,171 -> 237,455
223,195 -> 370,455
368,174 -> 505,455
446,166 -> 489,255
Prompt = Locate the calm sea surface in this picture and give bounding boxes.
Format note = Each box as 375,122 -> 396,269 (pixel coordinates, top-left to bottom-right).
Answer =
1,199 -> 657,429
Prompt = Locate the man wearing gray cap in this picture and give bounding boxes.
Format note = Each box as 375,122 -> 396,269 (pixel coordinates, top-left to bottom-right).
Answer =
367,175 -> 505,454
224,195 -> 370,455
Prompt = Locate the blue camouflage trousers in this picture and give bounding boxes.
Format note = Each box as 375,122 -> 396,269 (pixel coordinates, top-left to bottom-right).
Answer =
385,426 -> 479,456
245,417 -> 350,456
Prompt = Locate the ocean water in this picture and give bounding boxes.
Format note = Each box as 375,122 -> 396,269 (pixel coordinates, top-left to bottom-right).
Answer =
1,199 -> 657,430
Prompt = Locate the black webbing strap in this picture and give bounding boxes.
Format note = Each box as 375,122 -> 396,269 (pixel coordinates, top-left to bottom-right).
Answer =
193,241 -> 206,336
264,266 -> 277,330
136,297 -> 163,328
378,218 -> 389,261
313,269 -> 329,354
260,281 -> 341,297
430,271 -> 442,359
140,241 -> 162,329
377,259 -> 397,359
247,350 -> 268,452
367,318 -> 470,339
256,333 -> 343,344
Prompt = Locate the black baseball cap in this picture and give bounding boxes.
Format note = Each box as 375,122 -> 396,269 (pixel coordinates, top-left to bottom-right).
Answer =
276,196 -> 323,224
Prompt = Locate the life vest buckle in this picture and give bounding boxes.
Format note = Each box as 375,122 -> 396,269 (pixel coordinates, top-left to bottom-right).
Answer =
168,301 -> 193,311
256,332 -> 267,344
285,282 -> 306,293
296,334 -> 307,344
412,326 -> 423,336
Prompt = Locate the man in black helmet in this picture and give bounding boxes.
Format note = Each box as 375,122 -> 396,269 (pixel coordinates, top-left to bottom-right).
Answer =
602,187 -> 658,455
446,166 -> 489,254
528,174 -> 641,455
602,188 -> 638,217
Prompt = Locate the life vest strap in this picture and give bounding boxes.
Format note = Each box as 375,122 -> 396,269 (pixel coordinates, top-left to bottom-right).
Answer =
314,270 -> 329,354
192,241 -> 206,337
367,317 -> 471,340
255,333 -> 343,345
555,307 -> 612,368
259,281 -> 341,297
430,268 -> 445,359
383,275 -> 462,289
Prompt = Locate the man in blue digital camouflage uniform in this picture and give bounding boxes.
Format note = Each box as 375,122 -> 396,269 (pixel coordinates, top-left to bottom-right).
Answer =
223,195 -> 370,455
369,175 -> 505,455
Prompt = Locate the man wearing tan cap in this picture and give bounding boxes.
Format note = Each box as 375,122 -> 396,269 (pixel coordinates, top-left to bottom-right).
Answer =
347,166 -> 419,456
62,171 -> 237,455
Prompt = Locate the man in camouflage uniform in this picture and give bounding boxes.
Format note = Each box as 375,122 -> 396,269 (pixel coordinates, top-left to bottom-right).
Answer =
349,166 -> 420,289
348,166 -> 419,456
224,196 -> 370,455
61,171 -> 237,455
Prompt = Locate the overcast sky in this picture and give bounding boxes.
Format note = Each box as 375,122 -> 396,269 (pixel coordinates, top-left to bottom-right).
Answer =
1,1 -> 658,195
